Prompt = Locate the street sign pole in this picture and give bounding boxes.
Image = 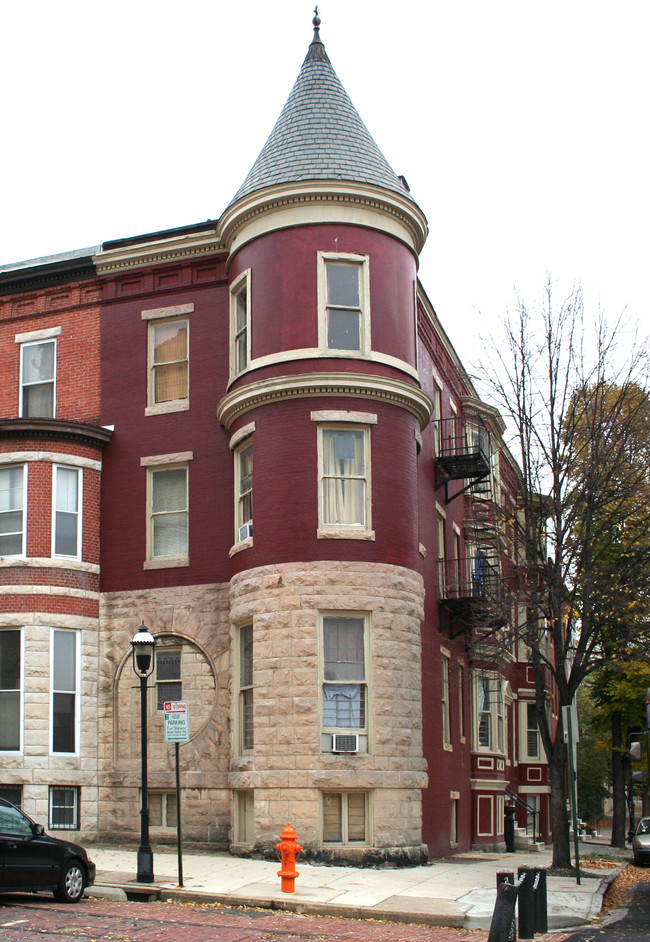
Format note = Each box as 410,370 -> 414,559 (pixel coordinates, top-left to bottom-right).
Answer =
163,701 -> 190,888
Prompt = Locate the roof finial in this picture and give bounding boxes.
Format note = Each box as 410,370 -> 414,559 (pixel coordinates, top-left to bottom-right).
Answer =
313,7 -> 321,31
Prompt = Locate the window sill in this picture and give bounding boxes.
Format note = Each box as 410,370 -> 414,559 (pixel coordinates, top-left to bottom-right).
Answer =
229,537 -> 253,557
317,526 -> 375,541
145,399 -> 189,417
143,555 -> 189,570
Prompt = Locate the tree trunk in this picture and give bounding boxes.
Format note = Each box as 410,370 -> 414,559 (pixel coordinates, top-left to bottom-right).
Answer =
611,710 -> 627,848
549,737 -> 572,868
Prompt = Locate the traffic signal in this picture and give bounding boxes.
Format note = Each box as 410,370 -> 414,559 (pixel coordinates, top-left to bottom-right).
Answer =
631,740 -> 642,762
646,688 -> 650,729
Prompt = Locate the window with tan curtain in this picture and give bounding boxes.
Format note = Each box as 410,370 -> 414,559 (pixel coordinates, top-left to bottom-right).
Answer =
151,319 -> 188,404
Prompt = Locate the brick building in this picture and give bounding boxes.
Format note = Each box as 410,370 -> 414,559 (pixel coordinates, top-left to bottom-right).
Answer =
0,16 -> 553,861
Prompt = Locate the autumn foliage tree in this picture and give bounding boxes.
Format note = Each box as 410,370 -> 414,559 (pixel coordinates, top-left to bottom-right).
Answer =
478,278 -> 650,868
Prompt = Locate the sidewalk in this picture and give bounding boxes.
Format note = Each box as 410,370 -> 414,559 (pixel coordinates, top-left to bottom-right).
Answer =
86,841 -> 622,930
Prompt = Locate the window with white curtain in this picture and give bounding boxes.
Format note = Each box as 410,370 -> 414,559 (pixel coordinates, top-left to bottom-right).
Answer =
320,427 -> 371,529
149,466 -> 188,559
53,466 -> 81,558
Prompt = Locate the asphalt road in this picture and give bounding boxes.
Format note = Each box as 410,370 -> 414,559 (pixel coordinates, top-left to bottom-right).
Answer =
0,894 -> 485,942
562,881 -> 650,941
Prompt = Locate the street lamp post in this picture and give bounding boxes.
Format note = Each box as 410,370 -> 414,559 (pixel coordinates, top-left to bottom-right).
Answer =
131,622 -> 156,883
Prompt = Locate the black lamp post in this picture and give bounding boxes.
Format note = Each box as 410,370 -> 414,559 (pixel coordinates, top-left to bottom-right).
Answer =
131,622 -> 156,883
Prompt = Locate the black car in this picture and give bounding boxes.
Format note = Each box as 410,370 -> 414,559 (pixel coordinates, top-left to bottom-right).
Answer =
0,798 -> 95,902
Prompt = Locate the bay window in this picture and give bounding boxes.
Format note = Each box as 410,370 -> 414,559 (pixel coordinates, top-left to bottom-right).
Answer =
0,465 -> 25,557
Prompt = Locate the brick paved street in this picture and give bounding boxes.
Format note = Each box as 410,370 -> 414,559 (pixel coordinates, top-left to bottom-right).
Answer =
0,895 -> 488,942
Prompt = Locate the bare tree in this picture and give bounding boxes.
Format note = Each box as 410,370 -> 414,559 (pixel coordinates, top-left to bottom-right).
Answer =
477,277 -> 650,868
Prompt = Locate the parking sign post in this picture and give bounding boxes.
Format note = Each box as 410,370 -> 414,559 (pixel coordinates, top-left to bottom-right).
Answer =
163,701 -> 190,887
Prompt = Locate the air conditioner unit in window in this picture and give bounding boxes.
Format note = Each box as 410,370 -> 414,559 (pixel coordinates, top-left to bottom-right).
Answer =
332,733 -> 359,754
238,523 -> 253,542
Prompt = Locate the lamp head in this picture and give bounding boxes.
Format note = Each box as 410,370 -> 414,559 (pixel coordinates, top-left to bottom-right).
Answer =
131,622 -> 156,677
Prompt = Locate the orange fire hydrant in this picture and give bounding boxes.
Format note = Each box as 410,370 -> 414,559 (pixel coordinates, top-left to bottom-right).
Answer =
275,824 -> 302,893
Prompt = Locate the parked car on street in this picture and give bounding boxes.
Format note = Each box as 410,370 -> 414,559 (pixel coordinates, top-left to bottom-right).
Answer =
633,817 -> 650,866
0,798 -> 95,902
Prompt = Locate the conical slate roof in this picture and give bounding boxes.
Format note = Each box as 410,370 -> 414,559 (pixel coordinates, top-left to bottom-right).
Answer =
230,17 -> 409,205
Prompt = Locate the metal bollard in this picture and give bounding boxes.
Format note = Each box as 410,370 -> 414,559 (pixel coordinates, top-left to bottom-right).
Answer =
533,868 -> 548,934
517,866 -> 535,940
488,876 -> 518,942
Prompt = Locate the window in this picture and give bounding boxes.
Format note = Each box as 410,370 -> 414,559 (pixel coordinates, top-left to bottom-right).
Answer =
155,647 -> 182,711
319,254 -> 369,354
0,629 -> 21,752
234,790 -> 255,844
450,795 -> 459,845
21,339 -> 56,417
433,383 -> 443,455
149,318 -> 188,405
0,785 -> 22,807
239,625 -> 253,752
475,673 -> 504,753
437,512 -> 446,596
235,441 -> 253,542
49,787 -> 79,829
149,791 -> 177,829
527,702 -> 540,759
52,629 -> 78,754
230,271 -> 251,377
53,466 -> 82,558
441,653 -> 451,746
477,675 -> 491,748
458,664 -> 466,741
322,792 -> 368,844
0,465 -> 25,557
322,615 -> 367,751
319,426 -> 370,531
149,466 -> 188,559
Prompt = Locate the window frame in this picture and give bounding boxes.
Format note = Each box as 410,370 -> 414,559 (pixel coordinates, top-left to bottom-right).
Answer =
473,672 -> 505,755
318,252 -> 370,356
49,786 -> 79,830
321,791 -> 369,845
237,624 -> 254,754
148,790 -> 177,829
148,317 -> 189,409
314,413 -> 375,541
320,612 -> 370,754
142,455 -> 192,569
20,338 -> 56,418
154,646 -> 183,712
50,629 -> 79,756
230,269 -> 251,380
52,465 -> 83,560
234,440 -> 253,544
0,464 -> 26,558
0,628 -> 23,754
441,651 -> 451,748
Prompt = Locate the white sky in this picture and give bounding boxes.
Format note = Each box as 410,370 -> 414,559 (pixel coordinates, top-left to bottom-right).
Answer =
1,0 -> 648,372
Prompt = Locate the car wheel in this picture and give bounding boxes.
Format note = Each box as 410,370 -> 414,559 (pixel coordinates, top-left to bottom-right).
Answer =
54,860 -> 86,903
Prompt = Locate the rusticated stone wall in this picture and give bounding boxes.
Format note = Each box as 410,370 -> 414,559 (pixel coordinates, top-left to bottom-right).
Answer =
229,560 -> 428,864
97,583 -> 232,846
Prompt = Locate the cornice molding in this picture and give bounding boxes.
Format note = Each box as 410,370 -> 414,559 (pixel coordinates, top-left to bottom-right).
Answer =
94,230 -> 225,274
217,371 -> 433,430
219,180 -> 429,257
0,418 -> 113,449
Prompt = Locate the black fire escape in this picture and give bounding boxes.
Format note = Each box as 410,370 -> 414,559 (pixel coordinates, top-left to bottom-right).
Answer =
435,416 -> 507,640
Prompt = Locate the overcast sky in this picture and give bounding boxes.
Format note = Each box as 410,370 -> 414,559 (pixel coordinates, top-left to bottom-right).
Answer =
2,1 -> 648,372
